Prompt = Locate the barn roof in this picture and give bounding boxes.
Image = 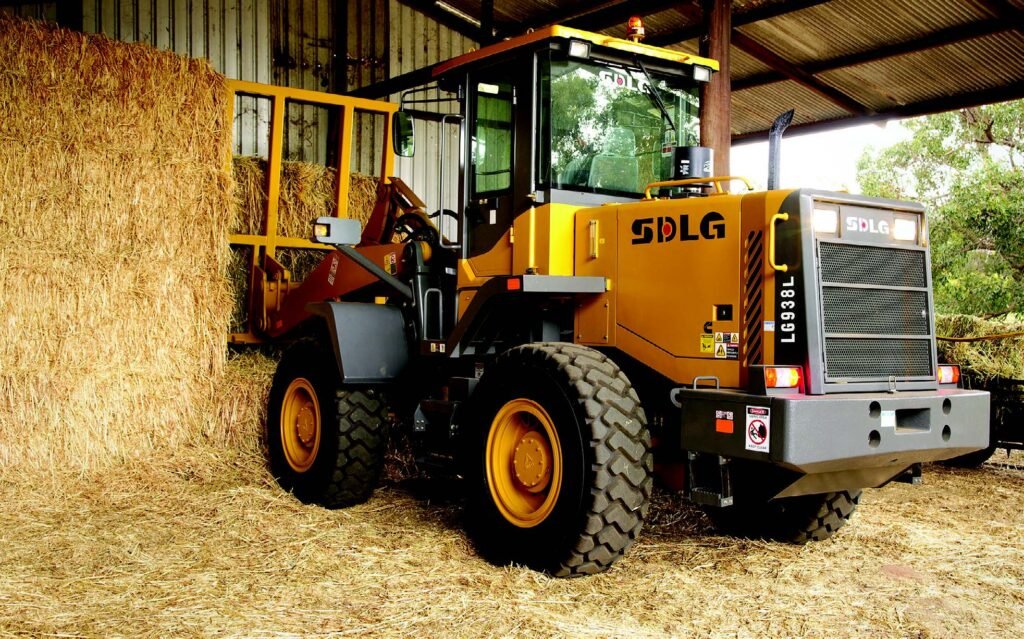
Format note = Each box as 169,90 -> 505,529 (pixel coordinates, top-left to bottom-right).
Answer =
401,0 -> 1024,141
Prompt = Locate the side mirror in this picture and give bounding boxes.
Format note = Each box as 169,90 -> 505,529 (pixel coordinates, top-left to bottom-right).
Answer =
313,217 -> 361,246
392,111 -> 415,157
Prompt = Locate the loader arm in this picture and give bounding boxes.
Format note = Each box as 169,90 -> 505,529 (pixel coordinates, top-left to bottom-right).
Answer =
264,243 -> 413,339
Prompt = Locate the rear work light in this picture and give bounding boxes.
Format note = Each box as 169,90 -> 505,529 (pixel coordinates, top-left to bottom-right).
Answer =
938,365 -> 960,385
765,366 -> 802,389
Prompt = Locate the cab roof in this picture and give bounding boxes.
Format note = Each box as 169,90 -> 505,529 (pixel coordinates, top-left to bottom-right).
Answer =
430,25 -> 720,78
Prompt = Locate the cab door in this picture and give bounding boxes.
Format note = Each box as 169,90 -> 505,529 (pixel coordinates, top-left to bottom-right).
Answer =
462,60 -> 532,276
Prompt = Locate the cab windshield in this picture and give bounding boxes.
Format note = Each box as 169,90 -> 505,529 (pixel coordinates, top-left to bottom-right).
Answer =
539,57 -> 700,198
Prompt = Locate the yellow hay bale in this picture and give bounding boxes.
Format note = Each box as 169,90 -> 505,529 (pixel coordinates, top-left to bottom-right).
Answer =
230,156 -> 381,237
0,17 -> 232,468
936,314 -> 1024,381
199,350 -> 277,454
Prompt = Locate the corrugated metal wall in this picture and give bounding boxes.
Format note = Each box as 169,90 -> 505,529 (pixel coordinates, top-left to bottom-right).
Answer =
347,0 -> 389,177
0,3 -> 56,20
271,0 -> 336,164
389,0 -> 476,216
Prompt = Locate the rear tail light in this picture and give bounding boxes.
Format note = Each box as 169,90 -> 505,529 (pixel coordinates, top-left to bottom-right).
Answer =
765,366 -> 802,389
938,365 -> 960,385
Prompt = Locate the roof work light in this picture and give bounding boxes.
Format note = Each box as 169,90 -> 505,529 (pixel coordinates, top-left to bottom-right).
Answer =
627,16 -> 645,42
567,39 -> 591,59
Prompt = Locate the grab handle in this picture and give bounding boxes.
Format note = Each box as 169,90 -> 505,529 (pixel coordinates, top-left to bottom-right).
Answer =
769,212 -> 789,272
643,175 -> 754,199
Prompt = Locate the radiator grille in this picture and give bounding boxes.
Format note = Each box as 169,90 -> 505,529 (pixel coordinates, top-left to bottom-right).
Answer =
824,338 -> 933,379
817,240 -> 934,382
819,243 -> 926,288
822,288 -> 930,335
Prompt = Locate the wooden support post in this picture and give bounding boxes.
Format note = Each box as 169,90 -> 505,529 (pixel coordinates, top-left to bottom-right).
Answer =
699,0 -> 731,176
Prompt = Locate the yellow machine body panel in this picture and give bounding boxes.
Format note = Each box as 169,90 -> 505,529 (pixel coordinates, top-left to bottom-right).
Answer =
457,203 -> 581,320
573,189 -> 796,388
512,203 -> 579,276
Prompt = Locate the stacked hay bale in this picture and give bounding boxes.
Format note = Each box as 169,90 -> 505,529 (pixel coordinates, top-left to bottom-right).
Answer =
231,157 -> 380,237
936,314 -> 1024,381
0,17 -> 233,468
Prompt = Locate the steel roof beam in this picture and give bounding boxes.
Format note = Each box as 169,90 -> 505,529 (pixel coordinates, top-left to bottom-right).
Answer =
730,30 -> 871,114
976,0 -> 1024,32
734,18 -> 1012,91
732,82 -> 1024,143
396,0 -> 483,42
646,0 -> 834,47
509,1 -> 675,35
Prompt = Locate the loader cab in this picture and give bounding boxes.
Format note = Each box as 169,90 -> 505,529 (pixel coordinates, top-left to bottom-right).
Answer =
398,27 -> 717,261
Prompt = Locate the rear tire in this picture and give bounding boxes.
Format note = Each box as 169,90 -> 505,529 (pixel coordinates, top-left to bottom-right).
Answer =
267,340 -> 388,507
941,445 -> 997,469
705,490 -> 861,543
463,343 -> 653,576
942,413 -> 997,468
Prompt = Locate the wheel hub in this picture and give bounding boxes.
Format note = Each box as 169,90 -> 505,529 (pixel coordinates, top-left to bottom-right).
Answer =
280,378 -> 321,473
512,431 -> 551,492
296,405 -> 316,445
485,398 -> 563,528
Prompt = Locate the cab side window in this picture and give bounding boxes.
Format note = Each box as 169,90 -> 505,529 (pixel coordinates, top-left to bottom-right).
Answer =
472,81 -> 513,194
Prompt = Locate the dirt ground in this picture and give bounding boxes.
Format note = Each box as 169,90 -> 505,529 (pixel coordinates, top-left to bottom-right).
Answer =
1,450 -> 1021,639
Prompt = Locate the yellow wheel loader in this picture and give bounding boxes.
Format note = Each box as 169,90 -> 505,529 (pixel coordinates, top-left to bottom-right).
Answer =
234,23 -> 989,576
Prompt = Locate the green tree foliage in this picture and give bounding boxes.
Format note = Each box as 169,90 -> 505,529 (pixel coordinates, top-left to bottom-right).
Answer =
857,100 -> 1024,315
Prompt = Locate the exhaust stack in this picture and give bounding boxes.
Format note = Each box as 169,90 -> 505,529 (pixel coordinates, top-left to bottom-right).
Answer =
767,110 -> 794,190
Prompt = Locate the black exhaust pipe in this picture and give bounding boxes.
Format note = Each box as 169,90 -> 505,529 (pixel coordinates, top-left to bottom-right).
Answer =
767,109 -> 794,190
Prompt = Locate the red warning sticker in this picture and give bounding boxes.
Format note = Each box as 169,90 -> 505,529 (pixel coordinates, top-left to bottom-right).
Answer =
745,406 -> 770,453
715,410 -> 734,433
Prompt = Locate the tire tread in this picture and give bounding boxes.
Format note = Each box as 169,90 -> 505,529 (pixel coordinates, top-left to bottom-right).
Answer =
495,343 -> 653,576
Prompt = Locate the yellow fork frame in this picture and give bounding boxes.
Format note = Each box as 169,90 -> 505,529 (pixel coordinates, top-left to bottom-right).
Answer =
226,80 -> 398,343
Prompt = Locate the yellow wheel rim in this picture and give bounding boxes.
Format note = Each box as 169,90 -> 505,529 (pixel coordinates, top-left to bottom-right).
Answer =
280,378 -> 321,473
486,398 -> 562,528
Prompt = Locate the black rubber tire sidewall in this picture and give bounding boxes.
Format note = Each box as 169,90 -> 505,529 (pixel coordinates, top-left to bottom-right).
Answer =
463,358 -> 592,571
266,341 -> 345,503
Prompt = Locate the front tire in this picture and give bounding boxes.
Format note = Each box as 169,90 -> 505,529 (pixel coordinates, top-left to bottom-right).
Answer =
267,340 -> 388,507
464,343 -> 653,576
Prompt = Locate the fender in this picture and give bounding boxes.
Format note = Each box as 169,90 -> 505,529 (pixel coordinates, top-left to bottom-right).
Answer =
306,302 -> 410,383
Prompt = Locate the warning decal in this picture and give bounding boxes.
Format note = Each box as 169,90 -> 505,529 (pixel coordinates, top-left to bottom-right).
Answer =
715,410 -> 734,433
745,406 -> 770,453
700,334 -> 714,353
713,332 -> 739,359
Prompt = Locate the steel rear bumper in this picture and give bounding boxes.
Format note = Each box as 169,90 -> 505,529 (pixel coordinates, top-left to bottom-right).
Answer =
673,387 -> 990,475
769,388 -> 989,473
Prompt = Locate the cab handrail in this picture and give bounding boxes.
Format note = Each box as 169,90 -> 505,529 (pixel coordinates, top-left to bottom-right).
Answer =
643,175 -> 754,199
